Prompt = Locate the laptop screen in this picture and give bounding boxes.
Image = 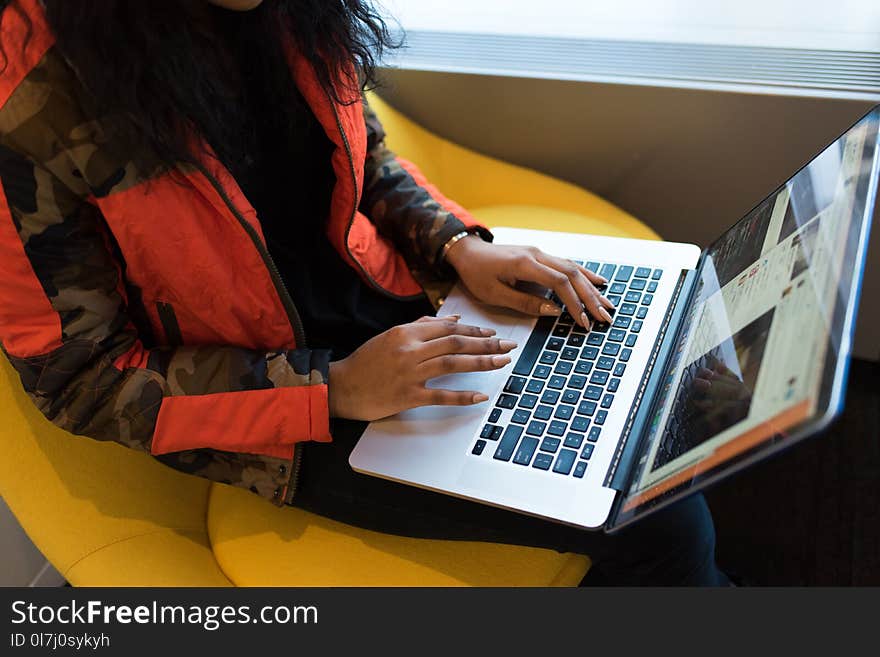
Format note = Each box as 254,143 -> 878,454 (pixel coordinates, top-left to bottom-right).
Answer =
611,106 -> 880,530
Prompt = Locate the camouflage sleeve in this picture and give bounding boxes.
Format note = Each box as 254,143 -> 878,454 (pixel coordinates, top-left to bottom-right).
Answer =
0,148 -> 332,503
359,98 -> 493,280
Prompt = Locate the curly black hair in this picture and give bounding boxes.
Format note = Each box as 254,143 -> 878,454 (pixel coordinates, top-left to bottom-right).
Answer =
0,0 -> 400,168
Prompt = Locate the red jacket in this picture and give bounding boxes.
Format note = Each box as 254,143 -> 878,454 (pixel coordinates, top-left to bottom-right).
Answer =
0,0 -> 489,504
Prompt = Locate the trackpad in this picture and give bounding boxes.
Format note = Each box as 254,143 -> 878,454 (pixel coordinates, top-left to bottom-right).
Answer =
455,460 -> 575,515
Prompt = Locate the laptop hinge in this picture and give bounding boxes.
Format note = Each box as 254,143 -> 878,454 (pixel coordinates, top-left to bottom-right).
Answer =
602,267 -> 698,491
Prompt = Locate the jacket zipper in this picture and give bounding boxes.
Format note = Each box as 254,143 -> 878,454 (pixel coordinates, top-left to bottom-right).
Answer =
191,161 -> 307,502
328,95 -> 426,303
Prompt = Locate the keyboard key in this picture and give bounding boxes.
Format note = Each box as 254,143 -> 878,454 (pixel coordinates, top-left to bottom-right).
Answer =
562,389 -> 580,404
548,375 -> 566,390
563,375 -> 584,390
504,376 -> 527,394
566,333 -> 585,347
631,320 -> 643,333
526,379 -> 544,394
608,328 -> 626,342
561,347 -> 579,361
488,408 -> 502,423
573,461 -> 588,478
512,409 -> 531,424
652,268 -> 663,280
620,348 -> 632,362
582,346 -> 600,360
630,278 -> 646,291
625,334 -> 638,347
601,393 -> 614,408
585,334 -> 604,348
588,427 -> 601,442
513,437 -> 539,465
553,360 -> 573,375
553,449 -> 578,475
574,359 -> 593,375
472,440 -> 487,455
564,432 -> 584,449
619,303 -> 637,316
584,385 -> 602,400
541,389 -> 560,405
533,453 -> 553,470
614,363 -> 627,377
480,424 -> 495,439
606,294 -> 622,307
613,316 -> 631,330
540,437 -> 561,453
548,420 -> 567,436
624,291 -> 642,303
552,324 -> 570,338
554,405 -> 574,420
496,394 -> 517,409
580,444 -> 594,460
578,400 -> 598,416
599,263 -> 616,280
512,316 -> 555,376
585,261 -> 600,272
590,370 -> 609,385
595,410 -> 608,425
647,281 -> 658,293
608,282 -> 626,295
559,311 -> 574,324
518,394 -> 538,409
596,356 -> 615,370
534,405 -> 553,420
571,416 -> 590,433
491,425 -> 504,440
526,420 -> 546,436
614,265 -> 633,282
570,324 -> 587,334
546,337 -> 564,351
608,378 -> 621,393
539,351 -> 557,365
642,293 -> 654,306
593,321 -> 610,333
602,342 -> 620,357
493,425 -> 523,461
636,306 -> 648,319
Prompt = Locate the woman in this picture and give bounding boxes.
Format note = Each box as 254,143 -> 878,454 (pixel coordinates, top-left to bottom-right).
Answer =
0,0 -> 728,585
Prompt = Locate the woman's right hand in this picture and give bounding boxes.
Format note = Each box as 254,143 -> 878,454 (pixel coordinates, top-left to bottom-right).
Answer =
327,315 -> 517,421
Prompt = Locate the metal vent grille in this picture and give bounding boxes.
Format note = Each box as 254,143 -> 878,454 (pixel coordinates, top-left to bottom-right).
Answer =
387,31 -> 880,99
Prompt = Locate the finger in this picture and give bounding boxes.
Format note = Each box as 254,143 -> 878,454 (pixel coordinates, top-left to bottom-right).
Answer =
492,282 -> 561,317
415,314 -> 460,323
417,334 -> 517,362
534,253 -> 613,325
417,387 -> 491,407
418,353 -> 512,380
409,318 -> 496,340
576,263 -> 609,288
513,257 -> 587,326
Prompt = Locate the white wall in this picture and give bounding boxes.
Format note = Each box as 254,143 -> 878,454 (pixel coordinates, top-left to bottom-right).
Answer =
383,0 -> 880,51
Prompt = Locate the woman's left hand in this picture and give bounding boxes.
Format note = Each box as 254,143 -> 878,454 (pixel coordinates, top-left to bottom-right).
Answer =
445,235 -> 615,328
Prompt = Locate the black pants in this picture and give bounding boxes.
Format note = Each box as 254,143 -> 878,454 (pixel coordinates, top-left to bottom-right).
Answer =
289,418 -> 729,586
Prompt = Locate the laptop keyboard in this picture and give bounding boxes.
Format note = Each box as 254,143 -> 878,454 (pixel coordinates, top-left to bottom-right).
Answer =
470,261 -> 663,479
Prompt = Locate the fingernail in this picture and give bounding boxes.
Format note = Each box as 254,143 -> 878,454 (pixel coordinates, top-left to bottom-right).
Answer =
448,314 -> 461,321
499,339 -> 518,351
472,393 -> 489,403
580,311 -> 590,328
539,302 -> 562,316
598,276 -> 608,284
599,308 -> 613,323
492,355 -> 512,367
480,327 -> 496,336
602,296 -> 615,309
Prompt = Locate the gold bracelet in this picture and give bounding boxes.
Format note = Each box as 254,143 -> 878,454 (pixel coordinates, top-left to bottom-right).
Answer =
440,230 -> 471,262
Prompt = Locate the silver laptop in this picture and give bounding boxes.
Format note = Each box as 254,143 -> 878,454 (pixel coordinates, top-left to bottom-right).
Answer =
350,105 -> 880,532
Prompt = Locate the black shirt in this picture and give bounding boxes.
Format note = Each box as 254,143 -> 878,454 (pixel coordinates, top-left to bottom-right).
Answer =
205,9 -> 433,359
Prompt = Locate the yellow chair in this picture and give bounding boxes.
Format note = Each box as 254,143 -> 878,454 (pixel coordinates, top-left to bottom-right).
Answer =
0,94 -> 658,586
